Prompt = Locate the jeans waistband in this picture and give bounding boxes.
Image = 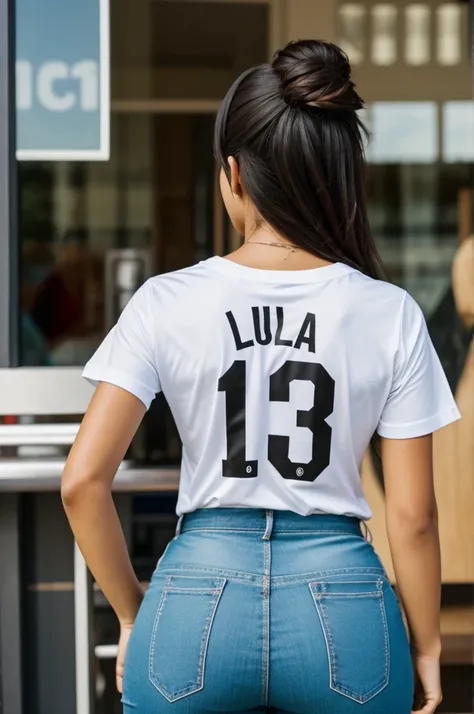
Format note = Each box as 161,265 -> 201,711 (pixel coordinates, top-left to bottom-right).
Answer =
177,508 -> 365,540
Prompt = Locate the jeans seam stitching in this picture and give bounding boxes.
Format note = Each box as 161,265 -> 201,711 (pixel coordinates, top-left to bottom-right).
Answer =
154,564 -> 387,586
154,564 -> 259,581
181,527 -> 359,535
163,588 -> 221,593
194,581 -> 226,698
261,527 -> 271,706
317,592 -> 381,599
181,527 -> 265,533
379,586 -> 390,687
274,566 -> 386,586
148,577 -> 171,699
310,588 -> 338,690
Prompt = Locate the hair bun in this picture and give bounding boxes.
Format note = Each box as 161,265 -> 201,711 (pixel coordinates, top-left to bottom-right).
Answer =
272,39 -> 363,112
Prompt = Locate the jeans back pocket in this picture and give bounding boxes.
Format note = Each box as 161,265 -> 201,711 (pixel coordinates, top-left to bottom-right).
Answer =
309,579 -> 389,704
149,575 -> 226,702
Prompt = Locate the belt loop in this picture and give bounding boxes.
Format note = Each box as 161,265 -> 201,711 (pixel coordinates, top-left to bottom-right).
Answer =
175,514 -> 184,537
262,510 -> 274,540
361,520 -> 373,544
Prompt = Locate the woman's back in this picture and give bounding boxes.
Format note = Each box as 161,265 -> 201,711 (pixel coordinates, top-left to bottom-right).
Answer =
84,254 -> 456,519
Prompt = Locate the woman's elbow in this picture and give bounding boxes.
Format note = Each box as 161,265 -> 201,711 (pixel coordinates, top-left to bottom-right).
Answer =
386,503 -> 438,537
61,473 -> 84,508
61,469 -> 107,509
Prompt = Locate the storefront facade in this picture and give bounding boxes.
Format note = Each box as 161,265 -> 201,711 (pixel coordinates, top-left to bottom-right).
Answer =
0,1 -> 473,712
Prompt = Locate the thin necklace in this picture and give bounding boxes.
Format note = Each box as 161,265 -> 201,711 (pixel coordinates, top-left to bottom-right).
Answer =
245,239 -> 301,261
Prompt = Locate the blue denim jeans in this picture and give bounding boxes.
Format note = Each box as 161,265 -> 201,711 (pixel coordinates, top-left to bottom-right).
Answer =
122,508 -> 414,713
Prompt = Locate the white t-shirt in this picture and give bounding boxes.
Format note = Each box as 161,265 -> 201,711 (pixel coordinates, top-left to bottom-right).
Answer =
83,257 -> 461,519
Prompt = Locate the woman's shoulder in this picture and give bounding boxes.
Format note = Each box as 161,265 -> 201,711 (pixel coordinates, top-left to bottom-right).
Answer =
146,258 -> 218,292
141,259 -> 227,319
348,269 -> 413,317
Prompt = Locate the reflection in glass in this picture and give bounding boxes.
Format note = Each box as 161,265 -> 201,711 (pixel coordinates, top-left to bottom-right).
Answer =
339,3 -> 366,65
443,102 -> 474,163
366,102 -> 438,164
111,0 -> 268,102
371,4 -> 397,66
19,113 -> 216,368
437,4 -> 462,66
369,163 -> 457,309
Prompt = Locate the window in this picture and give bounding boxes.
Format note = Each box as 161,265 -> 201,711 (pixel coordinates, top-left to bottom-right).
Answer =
437,3 -> 463,66
365,102 -> 438,164
405,4 -> 431,65
339,3 -> 366,64
371,4 -> 398,66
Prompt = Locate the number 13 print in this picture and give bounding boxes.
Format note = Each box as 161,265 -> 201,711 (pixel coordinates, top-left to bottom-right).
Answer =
218,360 -> 335,482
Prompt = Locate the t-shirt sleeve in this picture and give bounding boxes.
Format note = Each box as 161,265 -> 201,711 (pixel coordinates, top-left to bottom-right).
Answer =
82,280 -> 161,410
377,292 -> 461,439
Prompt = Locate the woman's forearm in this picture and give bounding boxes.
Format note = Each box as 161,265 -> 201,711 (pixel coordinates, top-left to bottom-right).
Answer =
62,480 -> 143,625
387,512 -> 442,657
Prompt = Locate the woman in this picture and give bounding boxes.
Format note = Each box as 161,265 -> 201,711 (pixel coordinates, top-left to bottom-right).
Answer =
62,40 -> 460,714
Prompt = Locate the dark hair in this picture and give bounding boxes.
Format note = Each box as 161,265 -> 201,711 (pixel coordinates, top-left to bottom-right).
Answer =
214,39 -> 385,280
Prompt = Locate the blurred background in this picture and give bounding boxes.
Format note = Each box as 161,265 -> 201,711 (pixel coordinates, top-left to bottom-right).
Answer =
0,0 -> 473,713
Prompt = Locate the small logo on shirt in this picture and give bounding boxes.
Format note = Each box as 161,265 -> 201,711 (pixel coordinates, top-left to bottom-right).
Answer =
296,467 -> 305,478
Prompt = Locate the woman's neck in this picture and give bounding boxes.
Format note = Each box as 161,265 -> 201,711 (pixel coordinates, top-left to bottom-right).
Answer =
226,227 -> 334,272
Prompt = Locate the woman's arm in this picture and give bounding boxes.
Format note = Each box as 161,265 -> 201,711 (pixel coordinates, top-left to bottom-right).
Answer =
382,434 -> 441,655
381,434 -> 442,712
62,382 -> 147,625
